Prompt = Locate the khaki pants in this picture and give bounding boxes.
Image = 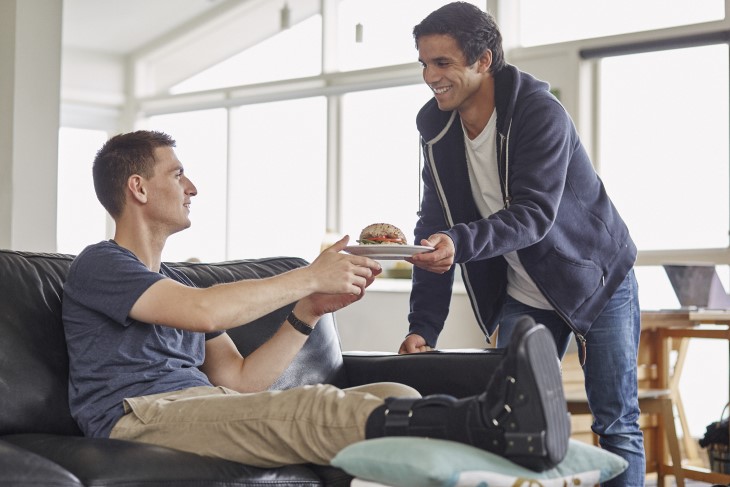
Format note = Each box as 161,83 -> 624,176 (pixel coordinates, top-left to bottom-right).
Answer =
109,382 -> 420,467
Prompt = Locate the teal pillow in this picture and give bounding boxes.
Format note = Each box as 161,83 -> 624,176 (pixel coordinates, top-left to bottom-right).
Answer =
331,438 -> 627,487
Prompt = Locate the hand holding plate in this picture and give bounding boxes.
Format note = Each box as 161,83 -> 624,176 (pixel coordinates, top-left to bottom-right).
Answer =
406,233 -> 454,273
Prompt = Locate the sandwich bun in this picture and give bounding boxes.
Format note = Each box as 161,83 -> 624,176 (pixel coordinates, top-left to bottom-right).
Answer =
358,223 -> 407,245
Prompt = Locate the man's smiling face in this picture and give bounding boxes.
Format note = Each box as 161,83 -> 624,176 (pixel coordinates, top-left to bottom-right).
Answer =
418,34 -> 487,113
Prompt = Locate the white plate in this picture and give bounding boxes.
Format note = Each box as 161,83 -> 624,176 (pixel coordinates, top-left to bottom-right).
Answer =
344,244 -> 434,260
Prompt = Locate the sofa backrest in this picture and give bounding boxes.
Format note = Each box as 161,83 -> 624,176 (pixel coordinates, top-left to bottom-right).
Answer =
0,249 -> 346,437
0,251 -> 79,436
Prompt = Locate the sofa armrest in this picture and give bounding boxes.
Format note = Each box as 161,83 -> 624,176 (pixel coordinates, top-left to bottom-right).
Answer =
341,348 -> 504,398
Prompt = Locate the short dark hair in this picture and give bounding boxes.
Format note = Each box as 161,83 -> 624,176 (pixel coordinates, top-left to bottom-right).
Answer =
413,1 -> 505,73
92,130 -> 176,218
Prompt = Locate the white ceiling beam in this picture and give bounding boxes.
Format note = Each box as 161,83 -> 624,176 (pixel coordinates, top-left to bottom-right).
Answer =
131,0 -> 320,97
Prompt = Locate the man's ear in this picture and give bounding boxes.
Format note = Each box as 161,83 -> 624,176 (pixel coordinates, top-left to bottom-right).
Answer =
127,174 -> 148,204
478,49 -> 493,74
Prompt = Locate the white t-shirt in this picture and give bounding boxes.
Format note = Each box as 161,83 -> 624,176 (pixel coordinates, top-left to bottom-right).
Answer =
463,111 -> 553,310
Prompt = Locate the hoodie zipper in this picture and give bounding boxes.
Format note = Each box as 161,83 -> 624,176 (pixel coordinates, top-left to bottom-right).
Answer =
498,117 -> 588,365
498,120 -> 513,209
424,130 -> 492,343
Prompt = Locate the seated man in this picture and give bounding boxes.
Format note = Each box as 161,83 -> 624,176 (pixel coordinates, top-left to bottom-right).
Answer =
62,130 -> 570,472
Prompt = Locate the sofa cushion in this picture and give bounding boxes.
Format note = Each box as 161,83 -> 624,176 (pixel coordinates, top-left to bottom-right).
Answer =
0,438 -> 83,487
0,250 -> 79,436
4,433 -> 325,487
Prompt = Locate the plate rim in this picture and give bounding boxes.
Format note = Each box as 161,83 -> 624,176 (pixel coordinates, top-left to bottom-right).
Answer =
343,244 -> 434,257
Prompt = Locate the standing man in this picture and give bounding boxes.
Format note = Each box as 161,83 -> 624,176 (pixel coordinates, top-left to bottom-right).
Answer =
62,130 -> 570,471
400,3 -> 643,485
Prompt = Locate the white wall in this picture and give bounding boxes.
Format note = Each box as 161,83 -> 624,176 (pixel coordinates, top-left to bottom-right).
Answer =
0,0 -> 62,251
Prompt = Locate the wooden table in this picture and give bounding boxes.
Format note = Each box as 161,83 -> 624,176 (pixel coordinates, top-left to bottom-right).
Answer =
641,309 -> 730,485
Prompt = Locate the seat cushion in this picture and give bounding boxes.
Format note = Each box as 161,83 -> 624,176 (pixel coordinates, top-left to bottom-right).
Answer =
0,437 -> 83,487
4,433 -> 324,487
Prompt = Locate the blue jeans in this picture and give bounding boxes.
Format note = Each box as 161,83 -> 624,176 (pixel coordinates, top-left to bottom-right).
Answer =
497,270 -> 645,486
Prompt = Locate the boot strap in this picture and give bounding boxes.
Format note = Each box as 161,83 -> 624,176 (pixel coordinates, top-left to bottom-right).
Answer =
489,375 -> 516,426
383,397 -> 417,436
383,395 -> 456,435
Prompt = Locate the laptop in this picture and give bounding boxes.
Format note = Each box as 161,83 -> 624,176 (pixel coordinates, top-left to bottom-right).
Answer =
663,265 -> 730,310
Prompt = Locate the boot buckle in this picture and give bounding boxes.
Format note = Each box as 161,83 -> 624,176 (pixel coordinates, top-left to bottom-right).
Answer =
490,376 -> 516,426
491,403 -> 512,426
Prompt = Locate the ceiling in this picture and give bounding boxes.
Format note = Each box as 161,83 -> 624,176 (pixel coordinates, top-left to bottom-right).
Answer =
62,0 -> 228,54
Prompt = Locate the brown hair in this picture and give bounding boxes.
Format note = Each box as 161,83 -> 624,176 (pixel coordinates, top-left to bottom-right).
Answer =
92,130 -> 176,218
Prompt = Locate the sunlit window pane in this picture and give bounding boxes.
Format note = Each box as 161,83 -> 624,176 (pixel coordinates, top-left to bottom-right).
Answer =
228,97 -> 327,263
336,0 -> 482,71
145,109 -> 228,263
598,44 -> 729,251
171,15 -> 322,94
57,127 -> 109,255
519,0 -> 724,47
341,84 -> 431,243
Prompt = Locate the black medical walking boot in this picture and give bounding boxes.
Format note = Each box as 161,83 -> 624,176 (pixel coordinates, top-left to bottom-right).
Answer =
365,316 -> 570,471
481,315 -> 571,470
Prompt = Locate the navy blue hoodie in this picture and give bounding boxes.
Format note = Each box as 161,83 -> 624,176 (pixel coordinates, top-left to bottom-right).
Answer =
408,64 -> 636,346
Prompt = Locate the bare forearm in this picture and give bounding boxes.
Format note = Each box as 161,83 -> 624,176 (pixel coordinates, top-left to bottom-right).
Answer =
234,318 -> 310,391
204,311 -> 314,392
131,267 -> 316,332
198,268 -> 316,330
131,236 -> 378,332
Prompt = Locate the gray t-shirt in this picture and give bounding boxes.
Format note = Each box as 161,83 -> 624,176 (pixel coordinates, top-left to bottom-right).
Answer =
62,240 -> 221,438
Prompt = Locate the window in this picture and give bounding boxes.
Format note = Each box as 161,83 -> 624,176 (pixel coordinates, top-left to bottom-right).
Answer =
57,127 -> 109,255
518,0 -> 724,47
340,84 -> 431,243
227,97 -> 327,263
598,44 -> 729,252
145,109 -> 228,263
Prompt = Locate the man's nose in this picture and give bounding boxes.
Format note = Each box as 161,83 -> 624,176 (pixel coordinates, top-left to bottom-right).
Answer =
423,65 -> 438,84
185,177 -> 198,196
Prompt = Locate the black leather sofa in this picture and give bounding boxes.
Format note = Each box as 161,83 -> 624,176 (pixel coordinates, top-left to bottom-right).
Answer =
0,249 -> 503,487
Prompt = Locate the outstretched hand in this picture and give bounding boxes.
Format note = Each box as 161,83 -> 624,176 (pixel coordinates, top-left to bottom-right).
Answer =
307,235 -> 381,295
298,235 -> 381,318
